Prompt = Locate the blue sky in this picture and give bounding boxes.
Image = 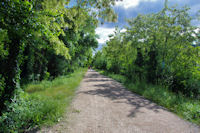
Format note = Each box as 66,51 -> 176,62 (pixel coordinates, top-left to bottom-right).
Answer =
95,0 -> 200,50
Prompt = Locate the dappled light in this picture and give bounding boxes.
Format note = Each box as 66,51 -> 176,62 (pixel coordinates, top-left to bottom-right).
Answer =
60,70 -> 199,133
0,0 -> 199,132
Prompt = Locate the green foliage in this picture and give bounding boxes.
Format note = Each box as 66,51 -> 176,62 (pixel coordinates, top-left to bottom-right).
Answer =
93,51 -> 107,69
93,2 -> 200,125
0,0 -> 117,116
0,0 -> 37,112
0,91 -> 59,132
0,0 -> 119,131
0,68 -> 87,132
0,29 -> 9,58
71,0 -> 118,23
0,75 -> 5,97
93,3 -> 200,98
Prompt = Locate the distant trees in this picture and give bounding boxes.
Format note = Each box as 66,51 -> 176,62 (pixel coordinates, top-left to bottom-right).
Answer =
93,4 -> 200,98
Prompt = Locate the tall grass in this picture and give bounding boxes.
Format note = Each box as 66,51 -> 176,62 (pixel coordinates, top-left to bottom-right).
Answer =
98,70 -> 200,125
0,68 -> 87,132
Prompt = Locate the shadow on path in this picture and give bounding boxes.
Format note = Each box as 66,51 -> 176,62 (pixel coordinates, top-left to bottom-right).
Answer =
80,70 -> 167,117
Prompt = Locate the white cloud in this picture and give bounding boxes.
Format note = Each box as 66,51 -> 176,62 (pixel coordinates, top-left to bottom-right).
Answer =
120,28 -> 127,32
95,27 -> 116,44
95,27 -> 128,45
115,0 -> 157,9
192,27 -> 200,37
115,0 -> 140,9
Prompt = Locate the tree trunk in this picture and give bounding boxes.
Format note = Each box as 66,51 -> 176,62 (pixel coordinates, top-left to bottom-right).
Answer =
0,37 -> 21,115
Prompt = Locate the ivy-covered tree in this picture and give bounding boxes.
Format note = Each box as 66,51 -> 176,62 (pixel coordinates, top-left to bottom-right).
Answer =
0,0 -> 120,115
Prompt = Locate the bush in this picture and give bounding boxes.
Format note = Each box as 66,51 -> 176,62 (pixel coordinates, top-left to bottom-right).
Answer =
170,69 -> 200,99
0,91 -> 40,132
0,90 -> 62,133
0,68 -> 87,132
181,102 -> 200,123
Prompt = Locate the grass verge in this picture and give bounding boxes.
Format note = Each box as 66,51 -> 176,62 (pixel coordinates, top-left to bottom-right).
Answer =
0,68 -> 87,133
98,69 -> 200,126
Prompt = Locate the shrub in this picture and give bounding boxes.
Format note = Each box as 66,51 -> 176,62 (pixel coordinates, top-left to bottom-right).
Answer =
170,69 -> 200,99
0,68 -> 87,132
0,90 -> 61,133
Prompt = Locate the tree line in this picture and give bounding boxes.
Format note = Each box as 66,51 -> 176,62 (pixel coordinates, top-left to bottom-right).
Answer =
0,0 -> 118,116
93,3 -> 200,98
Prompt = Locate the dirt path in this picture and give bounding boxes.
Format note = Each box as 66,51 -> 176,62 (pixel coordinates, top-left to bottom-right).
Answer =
40,70 -> 199,133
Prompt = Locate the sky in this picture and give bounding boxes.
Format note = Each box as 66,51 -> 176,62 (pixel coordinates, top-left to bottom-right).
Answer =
95,0 -> 200,51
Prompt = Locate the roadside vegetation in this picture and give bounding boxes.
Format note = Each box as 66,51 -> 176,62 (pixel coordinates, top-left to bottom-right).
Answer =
98,70 -> 200,125
93,1 -> 200,125
0,68 -> 87,132
0,0 -> 199,132
0,0 -> 117,132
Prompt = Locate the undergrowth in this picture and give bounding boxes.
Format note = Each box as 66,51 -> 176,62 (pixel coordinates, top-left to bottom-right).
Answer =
98,70 -> 200,126
0,68 -> 87,133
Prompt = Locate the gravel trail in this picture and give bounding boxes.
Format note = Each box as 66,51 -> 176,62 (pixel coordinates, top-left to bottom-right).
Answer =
39,70 -> 200,133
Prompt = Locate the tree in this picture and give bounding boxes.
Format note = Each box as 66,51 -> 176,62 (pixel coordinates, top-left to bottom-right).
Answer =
0,0 -> 120,115
93,2 -> 200,97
